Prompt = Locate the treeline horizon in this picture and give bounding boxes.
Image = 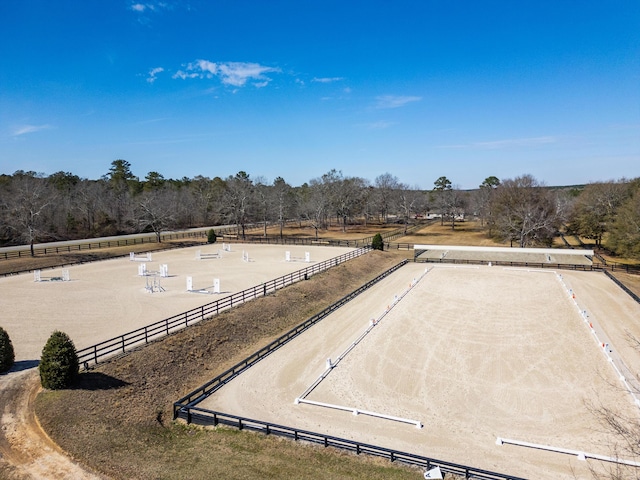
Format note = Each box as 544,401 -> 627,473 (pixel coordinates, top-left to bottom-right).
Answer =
1,160 -> 638,260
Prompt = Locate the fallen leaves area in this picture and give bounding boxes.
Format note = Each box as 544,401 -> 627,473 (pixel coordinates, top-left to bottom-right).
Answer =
33,250 -> 422,480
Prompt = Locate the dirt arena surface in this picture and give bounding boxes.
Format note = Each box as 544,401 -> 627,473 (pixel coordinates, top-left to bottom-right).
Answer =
0,244 -> 354,362
200,263 -> 640,479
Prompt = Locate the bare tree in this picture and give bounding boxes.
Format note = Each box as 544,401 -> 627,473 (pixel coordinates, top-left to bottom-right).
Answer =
4,173 -> 55,255
374,173 -> 400,222
491,174 -> 560,247
272,177 -> 293,239
136,187 -> 177,242
223,171 -> 253,239
300,178 -> 329,240
396,184 -> 423,234
477,176 -> 501,232
253,176 -> 271,236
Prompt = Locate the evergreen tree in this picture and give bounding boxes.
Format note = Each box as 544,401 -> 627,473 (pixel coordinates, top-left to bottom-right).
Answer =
39,331 -> 79,389
0,327 -> 15,373
371,233 -> 384,251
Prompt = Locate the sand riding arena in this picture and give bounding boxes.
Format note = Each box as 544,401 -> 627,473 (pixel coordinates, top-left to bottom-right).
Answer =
3,243 -> 640,479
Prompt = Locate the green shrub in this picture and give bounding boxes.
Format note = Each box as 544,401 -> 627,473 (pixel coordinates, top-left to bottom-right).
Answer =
0,327 -> 15,373
207,229 -> 217,244
371,233 -> 384,251
39,331 -> 79,389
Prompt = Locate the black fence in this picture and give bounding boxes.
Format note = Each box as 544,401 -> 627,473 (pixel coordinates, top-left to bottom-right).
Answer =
173,260 -> 408,409
415,257 -> 597,271
413,256 -> 640,278
0,227 -> 238,261
604,270 -> 640,304
76,247 -> 371,369
174,408 -> 526,480
172,257 -> 526,480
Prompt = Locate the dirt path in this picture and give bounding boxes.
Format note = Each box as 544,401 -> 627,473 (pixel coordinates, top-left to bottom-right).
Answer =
0,368 -> 104,480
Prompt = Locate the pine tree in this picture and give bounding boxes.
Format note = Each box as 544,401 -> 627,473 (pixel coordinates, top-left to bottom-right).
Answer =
0,327 -> 15,373
371,233 -> 384,251
39,331 -> 79,389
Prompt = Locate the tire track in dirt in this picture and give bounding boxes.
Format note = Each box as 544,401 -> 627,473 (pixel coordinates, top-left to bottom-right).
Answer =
0,368 -> 105,480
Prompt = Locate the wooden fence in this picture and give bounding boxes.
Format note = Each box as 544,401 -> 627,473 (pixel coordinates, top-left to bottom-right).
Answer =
76,247 -> 371,369
174,408 -> 526,480
172,258 -> 525,480
173,260 -> 408,408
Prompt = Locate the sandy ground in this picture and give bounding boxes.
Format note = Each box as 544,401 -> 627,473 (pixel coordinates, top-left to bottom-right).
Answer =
200,263 -> 640,479
0,368 -> 105,480
0,244 -> 354,362
2,245 -> 639,479
416,248 -> 594,266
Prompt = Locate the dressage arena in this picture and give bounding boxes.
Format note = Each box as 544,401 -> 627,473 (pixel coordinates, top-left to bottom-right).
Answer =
3,244 -> 640,478
0,244 -> 354,362
198,259 -> 640,479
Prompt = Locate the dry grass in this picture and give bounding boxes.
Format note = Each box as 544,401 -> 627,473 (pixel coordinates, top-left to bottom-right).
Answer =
34,250 -> 427,480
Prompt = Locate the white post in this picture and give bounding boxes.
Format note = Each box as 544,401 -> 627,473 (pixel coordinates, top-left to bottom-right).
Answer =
285,251 -> 291,262
160,264 -> 168,277
130,252 -> 135,261
186,276 -> 193,292
213,278 -> 220,293
62,269 -> 70,281
196,250 -> 201,260
305,252 -> 310,262
34,270 -> 41,282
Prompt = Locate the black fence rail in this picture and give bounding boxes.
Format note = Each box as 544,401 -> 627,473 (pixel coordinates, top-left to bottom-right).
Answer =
415,257 -> 597,272
173,260 -> 408,409
0,227 -> 239,261
594,250 -> 640,274
234,222 -> 427,248
604,270 -> 640,305
174,408 -> 525,480
77,247 -> 371,369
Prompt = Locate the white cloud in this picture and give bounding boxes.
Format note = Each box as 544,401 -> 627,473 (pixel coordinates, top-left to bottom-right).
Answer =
12,124 -> 52,137
146,67 -> 164,83
173,60 -> 281,88
130,2 -> 172,13
375,95 -> 422,109
312,77 -> 344,83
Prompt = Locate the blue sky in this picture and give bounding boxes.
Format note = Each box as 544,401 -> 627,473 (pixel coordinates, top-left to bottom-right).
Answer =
1,1 -> 638,189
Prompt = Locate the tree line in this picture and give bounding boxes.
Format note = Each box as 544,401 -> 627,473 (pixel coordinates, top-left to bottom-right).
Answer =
0,160 -> 638,259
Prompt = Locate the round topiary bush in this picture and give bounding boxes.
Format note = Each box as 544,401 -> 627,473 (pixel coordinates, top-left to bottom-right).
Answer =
207,228 -> 217,244
39,330 -> 79,389
0,327 -> 15,373
371,233 -> 384,251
